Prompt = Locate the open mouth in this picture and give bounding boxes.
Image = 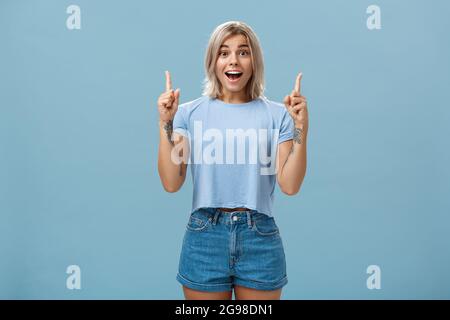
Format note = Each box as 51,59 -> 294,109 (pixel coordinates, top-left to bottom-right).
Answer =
225,71 -> 243,81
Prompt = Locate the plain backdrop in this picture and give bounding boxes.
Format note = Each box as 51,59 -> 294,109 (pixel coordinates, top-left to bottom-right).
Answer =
1,0 -> 449,299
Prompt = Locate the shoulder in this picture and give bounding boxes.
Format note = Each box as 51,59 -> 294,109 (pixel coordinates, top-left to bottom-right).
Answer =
178,96 -> 209,112
258,96 -> 288,117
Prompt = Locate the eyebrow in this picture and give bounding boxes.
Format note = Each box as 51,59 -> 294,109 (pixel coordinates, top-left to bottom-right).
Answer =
219,44 -> 249,49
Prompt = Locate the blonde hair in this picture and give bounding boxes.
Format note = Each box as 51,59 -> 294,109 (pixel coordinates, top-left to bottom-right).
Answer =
202,21 -> 265,100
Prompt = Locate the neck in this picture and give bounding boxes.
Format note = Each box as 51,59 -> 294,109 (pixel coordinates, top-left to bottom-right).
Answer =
218,90 -> 251,104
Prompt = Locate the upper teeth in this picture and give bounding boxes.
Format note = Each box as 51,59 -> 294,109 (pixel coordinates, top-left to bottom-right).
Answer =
226,71 -> 242,74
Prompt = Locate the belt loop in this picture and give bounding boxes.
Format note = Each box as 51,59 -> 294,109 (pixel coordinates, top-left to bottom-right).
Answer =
246,211 -> 252,228
213,209 -> 221,225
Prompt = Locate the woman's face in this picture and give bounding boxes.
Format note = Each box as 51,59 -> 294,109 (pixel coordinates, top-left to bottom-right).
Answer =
215,34 -> 253,98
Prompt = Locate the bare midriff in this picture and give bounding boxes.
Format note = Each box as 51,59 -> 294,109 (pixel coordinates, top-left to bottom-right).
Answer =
217,207 -> 250,212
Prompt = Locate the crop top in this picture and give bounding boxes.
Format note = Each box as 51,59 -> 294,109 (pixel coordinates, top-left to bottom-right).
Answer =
172,95 -> 294,217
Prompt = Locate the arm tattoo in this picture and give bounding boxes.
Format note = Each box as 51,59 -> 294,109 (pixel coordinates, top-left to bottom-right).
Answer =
163,120 -> 174,146
293,126 -> 303,145
282,126 -> 302,169
163,119 -> 184,177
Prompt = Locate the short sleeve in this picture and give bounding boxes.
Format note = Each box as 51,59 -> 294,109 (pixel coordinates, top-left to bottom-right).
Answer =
277,108 -> 294,144
172,105 -> 189,137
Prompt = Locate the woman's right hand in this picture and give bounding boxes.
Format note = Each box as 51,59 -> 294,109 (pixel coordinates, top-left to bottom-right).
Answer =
158,71 -> 180,122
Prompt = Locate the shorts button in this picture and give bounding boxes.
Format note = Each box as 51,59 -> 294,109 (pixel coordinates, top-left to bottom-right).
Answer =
233,216 -> 238,221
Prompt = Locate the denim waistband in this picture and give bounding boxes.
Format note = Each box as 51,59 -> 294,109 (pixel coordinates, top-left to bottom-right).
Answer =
200,207 -> 260,228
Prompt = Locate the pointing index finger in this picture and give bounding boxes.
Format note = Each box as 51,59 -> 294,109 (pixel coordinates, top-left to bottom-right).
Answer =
165,70 -> 172,92
294,72 -> 302,94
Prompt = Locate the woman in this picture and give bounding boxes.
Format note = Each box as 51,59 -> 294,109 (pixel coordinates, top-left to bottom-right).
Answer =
157,21 -> 308,300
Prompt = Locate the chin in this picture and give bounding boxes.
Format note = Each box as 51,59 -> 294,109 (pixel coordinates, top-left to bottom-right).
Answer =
221,81 -> 250,94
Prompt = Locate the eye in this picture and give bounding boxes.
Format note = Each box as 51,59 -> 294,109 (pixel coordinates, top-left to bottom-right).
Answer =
219,51 -> 228,57
240,50 -> 250,56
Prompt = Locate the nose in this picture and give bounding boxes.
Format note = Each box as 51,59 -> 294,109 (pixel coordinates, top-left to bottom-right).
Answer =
229,52 -> 239,66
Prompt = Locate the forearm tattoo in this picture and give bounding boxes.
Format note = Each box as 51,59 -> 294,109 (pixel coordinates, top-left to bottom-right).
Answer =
163,119 -> 184,177
282,126 -> 303,169
293,126 -> 303,145
163,120 -> 174,146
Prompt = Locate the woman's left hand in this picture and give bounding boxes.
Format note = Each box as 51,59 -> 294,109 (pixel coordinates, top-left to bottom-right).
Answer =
283,72 -> 308,135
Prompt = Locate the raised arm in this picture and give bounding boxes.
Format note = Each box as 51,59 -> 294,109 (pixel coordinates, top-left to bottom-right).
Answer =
157,71 -> 190,192
277,72 -> 308,195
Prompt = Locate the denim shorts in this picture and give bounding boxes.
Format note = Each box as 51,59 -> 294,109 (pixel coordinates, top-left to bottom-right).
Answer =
176,207 -> 288,292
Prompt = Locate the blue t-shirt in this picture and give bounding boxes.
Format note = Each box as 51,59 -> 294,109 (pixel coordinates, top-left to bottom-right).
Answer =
172,95 -> 294,217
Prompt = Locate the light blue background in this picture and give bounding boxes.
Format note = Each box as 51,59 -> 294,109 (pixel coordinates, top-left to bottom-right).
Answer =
1,0 -> 449,299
